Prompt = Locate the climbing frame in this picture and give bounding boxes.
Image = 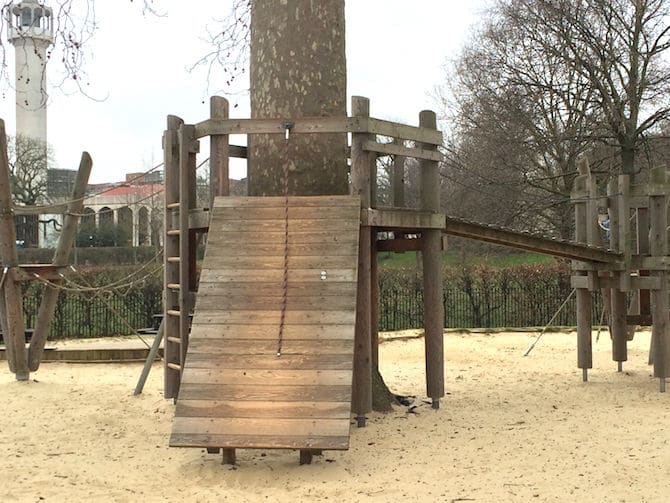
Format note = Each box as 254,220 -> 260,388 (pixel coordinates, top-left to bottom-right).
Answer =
169,195 -> 360,454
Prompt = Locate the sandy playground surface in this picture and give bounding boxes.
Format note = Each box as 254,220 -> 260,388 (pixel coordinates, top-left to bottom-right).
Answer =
1,330 -> 670,503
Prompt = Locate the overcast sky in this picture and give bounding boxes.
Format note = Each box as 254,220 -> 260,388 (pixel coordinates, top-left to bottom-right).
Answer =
0,1 -> 485,183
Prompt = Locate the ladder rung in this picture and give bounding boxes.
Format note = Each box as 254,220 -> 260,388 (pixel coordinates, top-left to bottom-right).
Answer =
167,257 -> 181,263
167,362 -> 182,371
167,202 -> 180,209
167,283 -> 181,290
167,309 -> 181,317
167,230 -> 181,236
167,337 -> 182,344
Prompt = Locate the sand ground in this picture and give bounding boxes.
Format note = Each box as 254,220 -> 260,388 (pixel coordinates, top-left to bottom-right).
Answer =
1,330 -> 669,503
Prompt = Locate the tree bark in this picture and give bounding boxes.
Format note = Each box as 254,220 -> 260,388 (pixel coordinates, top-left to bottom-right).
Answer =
249,0 -> 348,196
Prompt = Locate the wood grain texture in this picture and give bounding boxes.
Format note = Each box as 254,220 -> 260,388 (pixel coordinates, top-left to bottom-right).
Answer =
170,196 -> 359,450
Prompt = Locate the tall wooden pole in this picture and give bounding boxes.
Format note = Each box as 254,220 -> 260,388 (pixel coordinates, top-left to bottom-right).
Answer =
573,172 -> 592,381
28,152 -> 92,371
351,96 -> 373,426
649,167 -> 669,392
392,138 -> 406,208
210,96 -> 230,203
419,110 -> 444,409
0,120 -> 29,380
607,177 -> 627,371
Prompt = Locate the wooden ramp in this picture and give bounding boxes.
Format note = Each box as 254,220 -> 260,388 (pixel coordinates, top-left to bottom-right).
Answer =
170,195 -> 360,451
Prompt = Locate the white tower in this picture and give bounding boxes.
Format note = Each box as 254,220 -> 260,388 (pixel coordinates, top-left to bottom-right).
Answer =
7,0 -> 54,144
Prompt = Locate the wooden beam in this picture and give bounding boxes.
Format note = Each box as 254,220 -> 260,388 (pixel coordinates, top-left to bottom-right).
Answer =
0,120 -> 28,380
28,152 -> 93,372
361,208 -> 445,230
367,117 -> 443,145
209,96 -> 230,205
376,237 -> 423,252
362,140 -> 442,162
194,116 -> 367,139
570,275 -> 660,290
444,217 -> 621,264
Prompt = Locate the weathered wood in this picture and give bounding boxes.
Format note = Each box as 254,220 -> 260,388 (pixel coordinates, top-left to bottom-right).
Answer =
209,96 -> 229,205
362,139 -> 442,162
445,217 -> 620,264
170,434 -> 349,450
170,195 -> 358,450
210,218 -> 359,233
134,321 -> 164,396
361,208 -> 445,229
28,152 -> 93,371
649,167 -> 670,381
222,448 -> 236,465
350,96 -> 373,424
419,110 -> 444,408
573,174 -> 592,375
299,449 -> 313,465
0,120 -> 28,379
392,138 -> 406,208
376,237 -> 423,252
163,115 -> 184,400
611,288 -> 628,365
570,275 -> 659,290
194,116 -> 365,139
214,195 -> 361,208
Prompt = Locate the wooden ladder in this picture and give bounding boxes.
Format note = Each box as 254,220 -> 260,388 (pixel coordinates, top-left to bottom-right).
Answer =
163,117 -> 199,399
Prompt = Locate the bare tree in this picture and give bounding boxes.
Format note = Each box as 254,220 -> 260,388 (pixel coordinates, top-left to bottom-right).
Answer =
498,0 -> 670,178
8,133 -> 52,205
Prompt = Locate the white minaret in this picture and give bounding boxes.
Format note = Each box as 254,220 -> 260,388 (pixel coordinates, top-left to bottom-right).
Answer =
7,0 -> 53,144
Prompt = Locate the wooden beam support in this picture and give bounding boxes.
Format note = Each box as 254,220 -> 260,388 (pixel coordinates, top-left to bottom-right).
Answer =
350,96 -> 373,426
362,140 -> 442,162
419,110 -> 444,409
210,96 -> 230,206
28,152 -> 93,372
361,208 -> 445,230
0,120 -> 28,380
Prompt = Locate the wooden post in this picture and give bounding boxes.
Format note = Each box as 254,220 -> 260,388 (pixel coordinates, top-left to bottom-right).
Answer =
163,115 -> 183,399
179,124 -> 197,370
350,96 -> 373,426
0,120 -> 29,380
607,178 -> 627,370
649,167 -> 669,391
371,233 -> 379,369
419,110 -> 444,409
392,138 -> 406,208
573,173 -> 592,381
210,96 -> 230,204
133,320 -> 164,395
28,152 -> 93,371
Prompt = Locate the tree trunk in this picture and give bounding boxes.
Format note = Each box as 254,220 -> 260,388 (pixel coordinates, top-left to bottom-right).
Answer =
249,0 -> 395,411
249,0 -> 348,196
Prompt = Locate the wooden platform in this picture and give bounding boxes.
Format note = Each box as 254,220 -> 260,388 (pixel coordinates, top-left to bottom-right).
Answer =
169,195 -> 360,451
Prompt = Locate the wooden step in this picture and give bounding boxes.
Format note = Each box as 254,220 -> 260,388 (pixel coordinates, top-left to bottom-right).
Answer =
167,230 -> 181,236
167,362 -> 182,371
167,283 -> 181,290
167,337 -> 182,345
167,202 -> 180,209
167,309 -> 181,317
167,257 -> 181,263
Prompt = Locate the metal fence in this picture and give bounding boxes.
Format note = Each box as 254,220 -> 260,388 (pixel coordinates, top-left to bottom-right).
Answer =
379,282 -> 604,331
18,272 -> 597,339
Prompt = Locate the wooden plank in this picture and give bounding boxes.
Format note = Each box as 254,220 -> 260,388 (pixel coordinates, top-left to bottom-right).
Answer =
194,117 -> 367,138
172,417 -> 349,437
187,323 -> 354,340
213,195 -> 360,208
195,294 -> 356,311
186,339 -> 354,356
209,218 -> 359,233
363,139 -> 442,162
367,117 -> 443,145
175,400 -> 351,419
202,254 -> 357,270
184,353 -> 353,370
191,310 -> 355,326
169,433 -> 349,450
203,241 -> 359,257
362,208 -> 445,229
196,282 -> 357,297
207,230 -> 359,245
177,383 -> 352,402
199,268 -> 356,283
180,368 -> 352,386
377,237 -> 423,252
212,205 -> 359,220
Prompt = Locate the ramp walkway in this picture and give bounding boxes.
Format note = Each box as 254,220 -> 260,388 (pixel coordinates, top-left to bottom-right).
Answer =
170,196 -> 360,452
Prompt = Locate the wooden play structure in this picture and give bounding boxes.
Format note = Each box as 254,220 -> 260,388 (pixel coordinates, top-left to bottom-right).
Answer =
161,95 -> 669,464
0,119 -> 92,381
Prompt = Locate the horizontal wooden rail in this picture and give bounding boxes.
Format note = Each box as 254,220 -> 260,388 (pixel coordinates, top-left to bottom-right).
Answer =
362,140 -> 442,162
193,116 -> 443,145
362,208 -> 445,230
444,217 -> 622,264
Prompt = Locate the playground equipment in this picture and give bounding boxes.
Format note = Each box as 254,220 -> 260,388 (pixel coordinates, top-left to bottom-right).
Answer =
161,95 -> 669,464
0,119 -> 92,381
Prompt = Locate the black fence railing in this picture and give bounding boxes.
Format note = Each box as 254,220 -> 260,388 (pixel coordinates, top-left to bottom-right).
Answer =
379,282 -> 604,331
15,269 -> 600,339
